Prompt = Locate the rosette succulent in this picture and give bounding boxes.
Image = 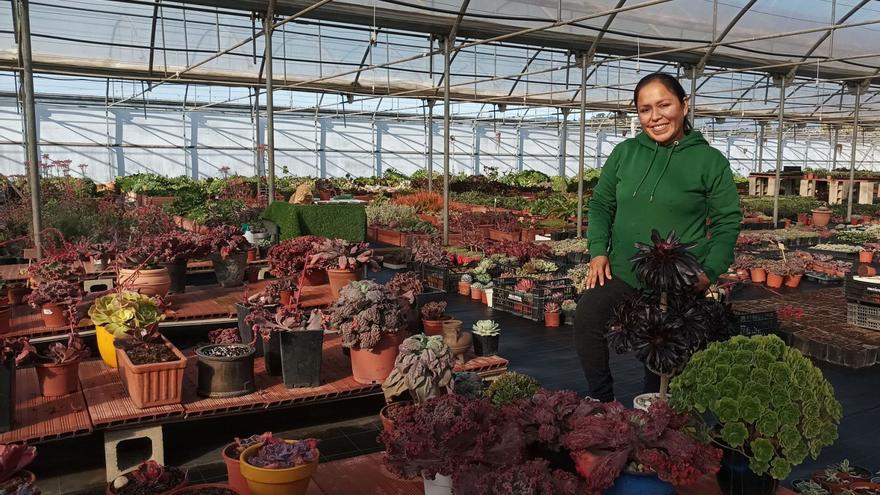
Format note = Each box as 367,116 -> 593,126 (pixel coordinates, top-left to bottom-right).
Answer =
88,291 -> 165,337
484,371 -> 539,406
382,334 -> 455,404
631,229 -> 702,294
328,280 -> 404,350
472,320 -> 500,337
670,334 -> 842,480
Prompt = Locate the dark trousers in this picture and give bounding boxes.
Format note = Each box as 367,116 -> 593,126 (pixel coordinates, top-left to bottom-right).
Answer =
573,277 -> 661,402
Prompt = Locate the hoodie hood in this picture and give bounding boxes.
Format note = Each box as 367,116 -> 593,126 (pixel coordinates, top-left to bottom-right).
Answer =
631,130 -> 710,201
635,129 -> 709,151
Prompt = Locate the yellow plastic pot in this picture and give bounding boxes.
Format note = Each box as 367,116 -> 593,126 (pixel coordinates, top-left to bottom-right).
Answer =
95,325 -> 118,368
239,442 -> 319,495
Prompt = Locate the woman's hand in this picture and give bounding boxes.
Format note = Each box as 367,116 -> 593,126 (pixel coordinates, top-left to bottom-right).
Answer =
587,256 -> 613,289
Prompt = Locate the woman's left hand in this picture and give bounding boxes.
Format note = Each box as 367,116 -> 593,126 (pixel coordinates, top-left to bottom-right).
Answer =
694,272 -> 710,293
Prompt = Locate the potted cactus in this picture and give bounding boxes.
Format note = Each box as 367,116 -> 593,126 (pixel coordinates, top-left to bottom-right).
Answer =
543,302 -> 561,328
307,239 -> 380,299
420,301 -> 449,336
238,436 -> 320,495
107,460 -> 187,495
472,320 -> 500,356
0,444 -> 38,494
88,291 -> 166,368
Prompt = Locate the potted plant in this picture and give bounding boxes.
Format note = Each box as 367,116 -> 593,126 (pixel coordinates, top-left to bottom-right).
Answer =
0,444 -> 38,494
26,279 -> 83,328
458,274 -> 472,296
562,299 -> 577,325
471,320 -> 500,356
266,236 -> 328,287
607,229 -> 735,409
204,225 -> 252,288
811,459 -> 875,493
196,328 -> 255,398
152,230 -> 209,294
483,371 -> 539,406
5,281 -> 30,306
167,484 -> 242,495
382,334 -> 454,406
328,280 -> 405,384
0,338 -> 34,432
482,281 -> 493,306
785,257 -> 806,288
859,249 -> 874,264
513,278 -> 536,314
420,302 -> 448,336
794,480 -> 831,495
812,205 -> 833,227
544,302 -> 561,327
238,436 -> 320,495
108,460 -> 187,495
384,272 -> 424,334
34,326 -> 89,397
88,291 -> 166,368
307,239 -> 379,299
114,325 -> 187,409
670,335 -> 842,495
222,433 -> 272,495
252,307 -> 325,389
469,281 -> 483,301
118,241 -> 173,297
748,259 -> 767,284
763,259 -> 786,289
564,400 -> 722,495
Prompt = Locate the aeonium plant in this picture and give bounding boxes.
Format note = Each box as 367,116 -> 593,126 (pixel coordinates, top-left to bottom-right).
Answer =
382,334 -> 455,404
88,291 -> 166,338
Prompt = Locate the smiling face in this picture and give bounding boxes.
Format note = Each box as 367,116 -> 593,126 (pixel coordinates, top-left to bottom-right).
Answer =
636,81 -> 689,145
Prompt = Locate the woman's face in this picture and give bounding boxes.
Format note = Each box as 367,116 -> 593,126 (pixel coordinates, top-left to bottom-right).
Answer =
636,81 -> 688,145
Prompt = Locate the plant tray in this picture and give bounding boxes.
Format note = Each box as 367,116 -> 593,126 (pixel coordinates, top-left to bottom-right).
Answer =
116,334 -> 187,409
805,271 -> 845,285
806,247 -> 859,260
845,276 -> 880,305
846,302 -> 880,331
491,277 -> 574,321
418,263 -> 465,293
734,310 -> 778,337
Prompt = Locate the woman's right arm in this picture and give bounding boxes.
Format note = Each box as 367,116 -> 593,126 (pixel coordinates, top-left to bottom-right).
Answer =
586,149 -> 621,288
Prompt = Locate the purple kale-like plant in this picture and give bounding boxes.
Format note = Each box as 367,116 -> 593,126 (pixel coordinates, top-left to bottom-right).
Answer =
306,239 -> 380,272
246,437 -> 320,469
266,236 -> 326,277
328,280 -> 404,350
0,444 -> 36,483
206,225 -> 251,258
453,459 -> 582,495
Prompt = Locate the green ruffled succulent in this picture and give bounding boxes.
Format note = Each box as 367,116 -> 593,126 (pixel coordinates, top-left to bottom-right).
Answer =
381,334 -> 454,404
88,291 -> 165,337
670,335 -> 842,481
484,371 -> 539,406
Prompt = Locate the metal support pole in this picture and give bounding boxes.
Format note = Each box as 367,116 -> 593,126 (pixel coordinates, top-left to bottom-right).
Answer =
772,77 -> 786,225
831,126 -> 839,169
558,108 -> 569,177
576,52 -> 588,238
442,36 -> 451,245
756,124 -> 764,173
847,82 -> 862,222
427,99 -> 434,193
263,0 -> 276,205
689,66 -> 697,127
16,0 -> 42,258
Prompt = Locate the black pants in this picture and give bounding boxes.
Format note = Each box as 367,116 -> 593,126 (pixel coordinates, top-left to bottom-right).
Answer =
573,277 -> 661,402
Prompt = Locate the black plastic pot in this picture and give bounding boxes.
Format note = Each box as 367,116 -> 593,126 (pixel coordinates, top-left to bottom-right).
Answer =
264,332 -> 282,376
160,260 -> 187,294
235,303 -> 263,358
211,252 -> 248,287
195,344 -> 256,398
279,329 -> 325,388
0,361 -> 13,432
473,334 -> 499,356
549,231 -> 573,241
568,252 -> 588,264
717,446 -> 778,495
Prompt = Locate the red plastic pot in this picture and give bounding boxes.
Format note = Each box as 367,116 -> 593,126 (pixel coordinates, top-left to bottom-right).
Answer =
784,274 -> 803,288
349,332 -> 403,384
766,272 -> 784,289
35,359 -> 81,397
860,251 -> 874,263
544,312 -> 561,328
327,268 -> 360,300
749,268 -> 767,284
470,287 -> 482,300
40,303 -> 69,328
422,318 -> 447,336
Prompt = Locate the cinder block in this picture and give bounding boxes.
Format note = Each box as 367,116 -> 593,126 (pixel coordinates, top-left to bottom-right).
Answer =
103,425 -> 164,482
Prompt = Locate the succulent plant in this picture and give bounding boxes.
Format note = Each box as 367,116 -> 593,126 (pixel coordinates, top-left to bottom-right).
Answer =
484,371 -> 539,406
266,236 -> 326,278
420,301 -> 447,321
543,302 -> 561,313
42,331 -> 89,364
207,328 -> 242,345
0,444 -> 36,483
111,460 -> 186,495
206,225 -> 252,258
566,264 -> 591,294
307,239 -> 380,271
561,299 -> 577,312
26,279 -> 82,307
328,280 -> 404,350
460,274 -> 473,284
385,272 -> 424,298
514,278 -> 536,293
382,334 -> 455,404
87,291 -> 165,338
631,229 -> 702,294
0,338 -> 35,367
471,320 -> 500,337
452,372 -> 485,400
670,334 -> 842,480
245,437 -> 320,469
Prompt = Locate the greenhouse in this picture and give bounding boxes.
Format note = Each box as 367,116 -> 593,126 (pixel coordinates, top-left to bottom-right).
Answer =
1,0 -> 880,494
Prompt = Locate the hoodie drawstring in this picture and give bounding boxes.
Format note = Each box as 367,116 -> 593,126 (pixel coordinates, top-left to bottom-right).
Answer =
648,141 -> 678,202
632,143 -> 659,199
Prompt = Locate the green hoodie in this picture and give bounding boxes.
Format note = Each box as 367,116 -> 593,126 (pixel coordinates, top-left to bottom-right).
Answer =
587,130 -> 742,289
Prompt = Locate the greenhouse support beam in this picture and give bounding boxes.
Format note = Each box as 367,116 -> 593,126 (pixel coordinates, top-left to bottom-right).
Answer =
756,123 -> 764,173
847,82 -> 864,222
689,66 -> 697,127
426,99 -> 434,193
832,126 -> 839,169
264,0 -> 277,205
576,52 -> 587,239
772,77 -> 786,225
442,35 -> 451,245
15,0 -> 42,258
558,108 -> 569,177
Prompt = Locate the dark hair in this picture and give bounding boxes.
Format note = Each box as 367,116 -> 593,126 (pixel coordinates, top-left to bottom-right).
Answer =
633,73 -> 692,132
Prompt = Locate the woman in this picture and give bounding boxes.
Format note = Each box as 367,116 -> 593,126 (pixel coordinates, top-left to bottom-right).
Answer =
574,73 -> 742,402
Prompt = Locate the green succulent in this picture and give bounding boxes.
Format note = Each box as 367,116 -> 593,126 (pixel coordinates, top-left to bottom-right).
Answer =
472,320 -> 500,337
88,291 -> 165,337
484,371 -> 539,406
670,335 -> 841,481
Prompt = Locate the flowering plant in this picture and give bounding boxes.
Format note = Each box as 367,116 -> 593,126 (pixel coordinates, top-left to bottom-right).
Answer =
328,280 -> 404,350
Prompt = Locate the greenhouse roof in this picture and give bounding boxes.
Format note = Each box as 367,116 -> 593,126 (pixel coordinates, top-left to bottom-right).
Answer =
3,0 -> 880,123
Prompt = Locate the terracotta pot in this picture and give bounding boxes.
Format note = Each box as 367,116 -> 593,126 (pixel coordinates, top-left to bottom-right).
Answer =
222,443 -> 252,495
349,331 -> 403,385
784,274 -> 803,288
169,484 -> 242,495
481,290 -> 488,304
422,318 -> 447,336
7,287 -> 30,306
545,312 -> 561,328
318,190 -> 333,201
470,287 -> 482,300
116,334 -> 187,409
441,320 -> 472,364
239,442 -> 318,495
379,401 -> 412,433
766,272 -> 784,289
860,251 -> 874,263
118,267 -> 171,297
40,303 -> 70,328
327,268 -> 360,300
858,265 -> 877,277
0,306 -> 10,334
812,209 -> 832,227
458,281 -> 471,296
301,270 -> 328,287
749,268 -> 767,284
247,248 -> 258,263
35,358 -> 81,397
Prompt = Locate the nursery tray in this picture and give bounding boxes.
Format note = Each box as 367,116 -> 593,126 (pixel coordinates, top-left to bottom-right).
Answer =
805,271 -> 845,285
846,301 -> 880,331
734,310 -> 778,337
845,276 -> 880,305
806,247 -> 860,260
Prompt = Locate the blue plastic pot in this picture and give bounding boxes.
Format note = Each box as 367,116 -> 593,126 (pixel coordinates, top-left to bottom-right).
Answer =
603,472 -> 675,495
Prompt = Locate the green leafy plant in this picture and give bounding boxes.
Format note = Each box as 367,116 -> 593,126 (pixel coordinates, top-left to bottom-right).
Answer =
484,371 -> 539,406
670,334 -> 842,480
88,291 -> 165,337
471,320 -> 500,337
382,334 -> 455,404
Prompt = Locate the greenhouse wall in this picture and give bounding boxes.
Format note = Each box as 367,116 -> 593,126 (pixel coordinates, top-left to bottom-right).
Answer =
2,97 -> 879,182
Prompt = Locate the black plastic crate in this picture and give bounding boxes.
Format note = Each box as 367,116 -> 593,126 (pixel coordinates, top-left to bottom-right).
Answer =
806,247 -> 859,260
847,301 -> 880,331
805,271 -> 845,285
845,276 -> 880,305
491,277 -> 575,321
734,310 -> 778,337
418,263 -> 463,293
